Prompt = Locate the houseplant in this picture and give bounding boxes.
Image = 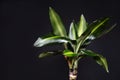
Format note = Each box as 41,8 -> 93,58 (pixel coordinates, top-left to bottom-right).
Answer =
34,7 -> 116,80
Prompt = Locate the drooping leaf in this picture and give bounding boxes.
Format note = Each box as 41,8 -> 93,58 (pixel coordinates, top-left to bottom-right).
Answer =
77,14 -> 87,37
81,49 -> 109,73
69,21 -> 77,40
63,50 -> 77,57
49,7 -> 67,37
38,51 -> 62,58
94,55 -> 109,73
34,36 -> 70,47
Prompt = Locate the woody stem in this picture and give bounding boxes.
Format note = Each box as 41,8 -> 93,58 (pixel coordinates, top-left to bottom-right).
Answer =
67,58 -> 78,80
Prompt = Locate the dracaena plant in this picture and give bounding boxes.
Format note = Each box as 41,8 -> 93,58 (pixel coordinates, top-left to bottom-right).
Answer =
34,7 -> 116,80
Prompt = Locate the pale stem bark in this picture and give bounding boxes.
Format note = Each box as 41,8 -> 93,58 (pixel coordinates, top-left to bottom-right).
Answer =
69,68 -> 77,80
67,59 -> 78,80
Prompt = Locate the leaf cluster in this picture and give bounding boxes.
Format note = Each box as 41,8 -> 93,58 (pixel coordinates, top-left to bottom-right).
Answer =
34,7 -> 116,73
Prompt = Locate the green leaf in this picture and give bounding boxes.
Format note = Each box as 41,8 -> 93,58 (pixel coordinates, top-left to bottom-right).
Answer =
102,23 -> 116,34
63,50 -> 77,57
81,18 -> 109,38
81,49 -> 109,73
89,18 -> 113,38
49,7 -> 67,37
94,55 -> 109,73
34,36 -> 70,47
77,14 -> 87,37
69,21 -> 77,40
80,35 -> 95,48
39,51 -> 62,58
80,23 -> 116,48
90,18 -> 109,34
75,18 -> 110,53
93,23 -> 116,38
81,18 -> 116,47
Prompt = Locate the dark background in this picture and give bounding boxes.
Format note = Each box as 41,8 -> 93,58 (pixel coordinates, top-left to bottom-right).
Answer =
1,0 -> 120,80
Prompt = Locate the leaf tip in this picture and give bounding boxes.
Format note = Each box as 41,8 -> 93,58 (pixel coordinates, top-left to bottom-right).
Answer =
107,69 -> 109,73
81,14 -> 85,19
38,54 -> 42,58
33,38 -> 42,47
81,14 -> 84,17
49,6 -> 52,10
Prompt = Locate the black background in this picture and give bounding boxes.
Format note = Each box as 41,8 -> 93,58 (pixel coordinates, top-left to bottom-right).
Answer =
1,0 -> 120,80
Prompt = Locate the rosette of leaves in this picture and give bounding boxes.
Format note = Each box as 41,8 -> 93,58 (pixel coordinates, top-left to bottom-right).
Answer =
34,7 -> 116,80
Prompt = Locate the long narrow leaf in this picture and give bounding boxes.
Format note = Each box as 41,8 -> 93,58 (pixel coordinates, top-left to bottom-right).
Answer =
93,23 -> 116,38
75,18 -> 110,53
80,35 -> 95,48
63,50 -> 77,57
81,18 -> 109,40
82,19 -> 116,47
34,36 -> 70,47
49,7 -> 67,37
80,24 -> 116,48
89,18 -> 116,38
81,49 -> 109,73
77,14 -> 87,37
69,21 -> 77,40
94,55 -> 109,73
90,18 -> 109,34
39,51 -> 62,58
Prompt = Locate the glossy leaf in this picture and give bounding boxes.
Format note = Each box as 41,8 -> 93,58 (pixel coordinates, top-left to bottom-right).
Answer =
39,51 -> 62,58
63,50 -> 77,57
94,55 -> 109,73
69,21 -> 77,40
77,14 -> 87,37
34,36 -> 69,47
81,49 -> 109,73
82,35 -> 95,46
81,19 -> 116,47
89,18 -> 111,38
49,7 -> 67,37
81,24 -> 116,48
90,18 -> 109,34
93,23 -> 116,38
75,18 -> 110,52
80,18 -> 109,39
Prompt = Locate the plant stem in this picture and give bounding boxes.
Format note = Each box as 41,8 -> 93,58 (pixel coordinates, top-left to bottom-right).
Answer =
69,68 -> 77,80
67,58 -> 78,80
